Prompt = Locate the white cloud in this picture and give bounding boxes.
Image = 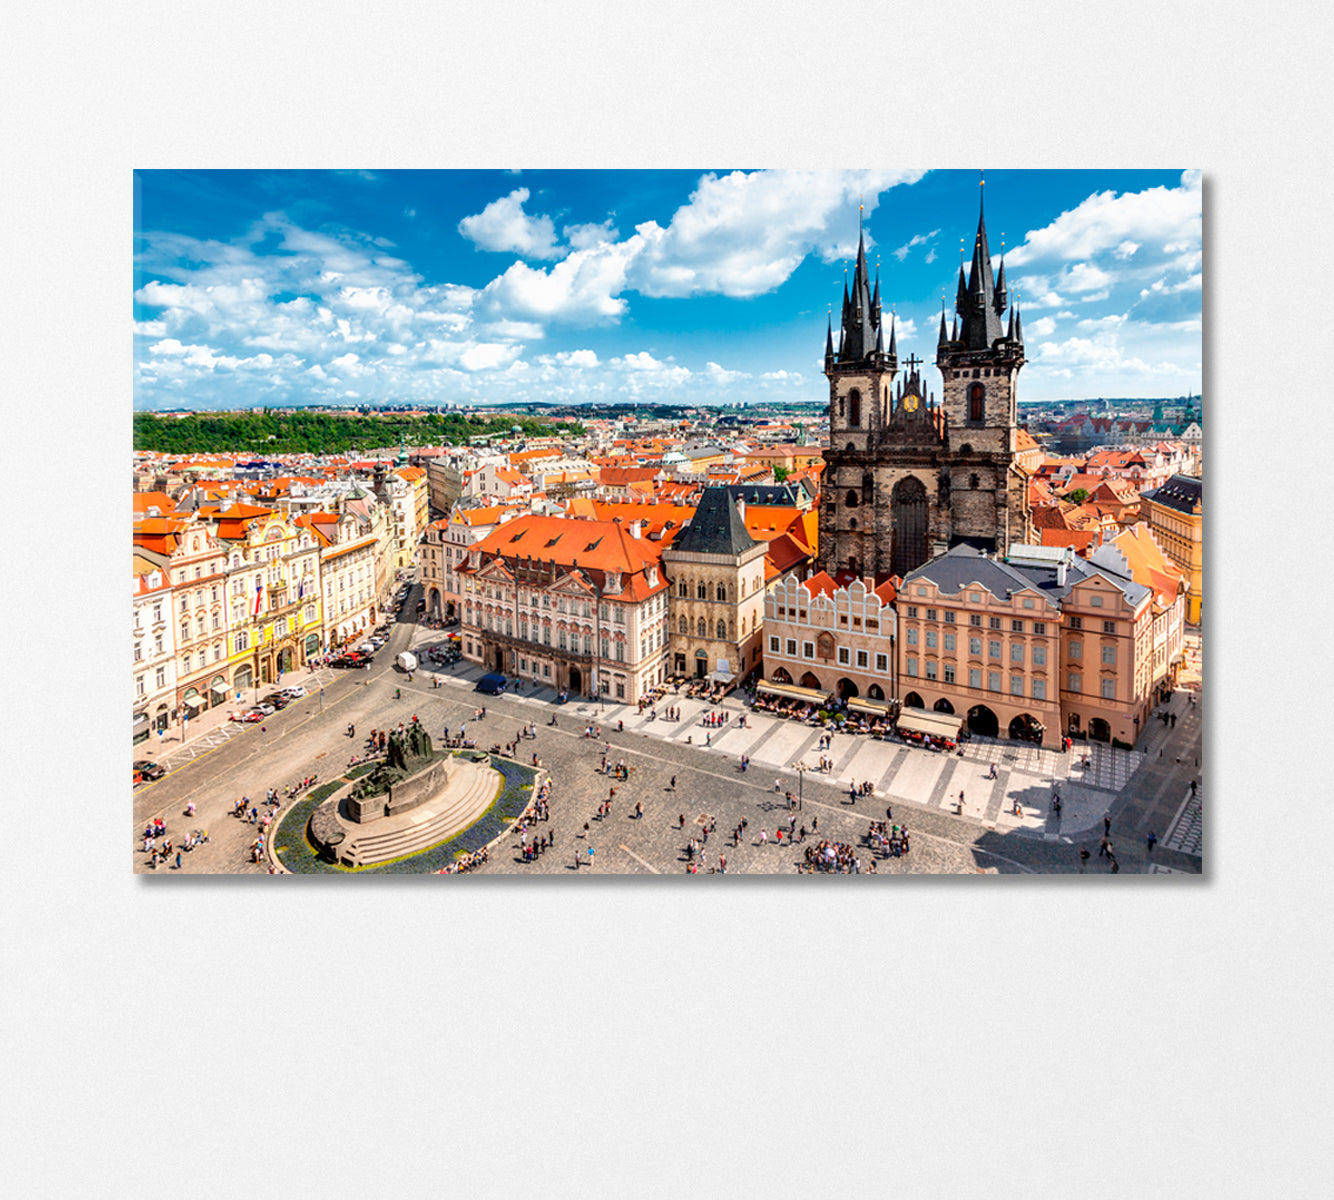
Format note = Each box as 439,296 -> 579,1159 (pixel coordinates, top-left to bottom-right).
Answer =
626,169 -> 925,299
1113,240 -> 1139,259
1007,171 -> 1201,268
892,228 -> 940,261
460,342 -> 521,372
705,361 -> 750,385
1028,316 -> 1057,337
564,219 -> 619,250
457,188 -> 562,260
538,349 -> 599,369
478,239 -> 635,323
1062,262 -> 1114,293
617,351 -> 668,372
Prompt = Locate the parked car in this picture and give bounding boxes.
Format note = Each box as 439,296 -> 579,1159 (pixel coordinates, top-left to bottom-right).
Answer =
475,672 -> 508,696
133,759 -> 167,780
231,710 -> 263,723
252,703 -> 276,716
280,685 -> 307,699
261,693 -> 290,710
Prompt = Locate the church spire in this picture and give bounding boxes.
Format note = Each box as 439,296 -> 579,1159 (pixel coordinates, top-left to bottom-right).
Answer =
938,307 -> 949,350
888,314 -> 897,357
837,225 -> 879,362
959,187 -> 1005,350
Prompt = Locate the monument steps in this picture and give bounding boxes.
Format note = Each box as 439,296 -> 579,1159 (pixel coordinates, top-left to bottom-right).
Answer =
339,764 -> 504,867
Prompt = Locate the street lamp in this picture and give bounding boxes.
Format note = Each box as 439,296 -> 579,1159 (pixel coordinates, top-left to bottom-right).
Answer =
790,760 -> 808,811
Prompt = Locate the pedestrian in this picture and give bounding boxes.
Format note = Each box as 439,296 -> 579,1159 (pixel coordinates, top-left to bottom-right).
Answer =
679,813 -> 686,829
669,776 -> 676,791
1146,831 -> 1157,853
175,851 -> 181,871
1190,779 -> 1198,798
1103,811 -> 1112,836
1078,846 -> 1089,872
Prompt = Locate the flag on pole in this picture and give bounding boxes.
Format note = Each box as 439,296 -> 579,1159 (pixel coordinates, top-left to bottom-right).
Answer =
253,577 -> 264,617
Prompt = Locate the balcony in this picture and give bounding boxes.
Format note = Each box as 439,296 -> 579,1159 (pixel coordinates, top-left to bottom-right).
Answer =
474,626 -> 595,664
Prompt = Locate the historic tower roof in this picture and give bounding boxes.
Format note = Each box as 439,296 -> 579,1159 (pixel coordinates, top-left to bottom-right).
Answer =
834,228 -> 882,363
669,486 -> 761,557
956,199 -> 1006,350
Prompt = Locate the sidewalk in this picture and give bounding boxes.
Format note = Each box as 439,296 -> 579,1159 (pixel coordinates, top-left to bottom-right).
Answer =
390,655 -> 1157,844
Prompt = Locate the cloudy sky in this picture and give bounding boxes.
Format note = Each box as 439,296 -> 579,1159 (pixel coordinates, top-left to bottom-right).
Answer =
133,169 -> 1201,411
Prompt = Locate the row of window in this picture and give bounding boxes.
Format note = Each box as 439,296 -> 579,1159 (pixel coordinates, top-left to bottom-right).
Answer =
904,660 -> 1048,700
770,636 -> 892,673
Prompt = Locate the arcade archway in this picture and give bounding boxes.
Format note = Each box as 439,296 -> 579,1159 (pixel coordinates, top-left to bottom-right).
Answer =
967,704 -> 999,737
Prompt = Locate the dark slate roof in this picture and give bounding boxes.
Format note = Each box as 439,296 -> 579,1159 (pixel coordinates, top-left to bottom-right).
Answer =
837,230 -> 882,362
905,542 -> 1150,610
903,543 -> 1059,608
1006,555 -> 1149,610
1141,473 -> 1202,514
669,486 -> 761,556
725,483 -> 804,507
958,206 -> 1006,350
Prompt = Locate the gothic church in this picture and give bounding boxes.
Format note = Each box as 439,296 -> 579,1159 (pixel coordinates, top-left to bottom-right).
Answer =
815,196 -> 1034,580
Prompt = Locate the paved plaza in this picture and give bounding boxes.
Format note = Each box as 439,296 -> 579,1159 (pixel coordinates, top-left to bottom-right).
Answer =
133,587 -> 1204,876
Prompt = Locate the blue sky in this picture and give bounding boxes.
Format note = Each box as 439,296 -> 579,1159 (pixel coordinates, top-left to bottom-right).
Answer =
133,169 -> 1201,411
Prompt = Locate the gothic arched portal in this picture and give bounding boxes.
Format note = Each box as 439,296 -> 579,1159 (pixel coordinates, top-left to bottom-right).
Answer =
890,476 -> 929,577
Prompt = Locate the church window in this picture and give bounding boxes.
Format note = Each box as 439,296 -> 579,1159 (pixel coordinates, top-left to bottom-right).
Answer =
717,620 -> 727,639
697,618 -> 707,637
678,617 -> 688,635
697,582 -> 707,600
716,583 -> 727,601
838,396 -> 845,418
970,474 -> 980,489
969,383 -> 985,422
848,389 -> 861,427
849,519 -> 858,531
845,490 -> 859,508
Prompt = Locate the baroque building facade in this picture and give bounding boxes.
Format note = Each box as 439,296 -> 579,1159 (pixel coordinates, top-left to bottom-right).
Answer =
817,200 -> 1034,581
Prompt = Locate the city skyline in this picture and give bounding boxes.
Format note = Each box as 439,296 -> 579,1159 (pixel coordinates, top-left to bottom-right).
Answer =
134,169 -> 1202,412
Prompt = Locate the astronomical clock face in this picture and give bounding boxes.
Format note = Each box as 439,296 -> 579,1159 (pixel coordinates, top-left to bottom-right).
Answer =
903,392 -> 920,412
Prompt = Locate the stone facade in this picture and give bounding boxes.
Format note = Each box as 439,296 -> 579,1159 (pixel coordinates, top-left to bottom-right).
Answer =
817,206 -> 1033,581
662,488 -> 768,685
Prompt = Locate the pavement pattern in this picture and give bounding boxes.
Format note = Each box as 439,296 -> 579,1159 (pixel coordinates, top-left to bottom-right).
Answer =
132,584 -> 1204,876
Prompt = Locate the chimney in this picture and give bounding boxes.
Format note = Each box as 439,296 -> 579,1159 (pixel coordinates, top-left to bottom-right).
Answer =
630,522 -> 641,539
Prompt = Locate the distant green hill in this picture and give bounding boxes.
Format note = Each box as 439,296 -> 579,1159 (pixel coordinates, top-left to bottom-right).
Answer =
133,410 -> 583,455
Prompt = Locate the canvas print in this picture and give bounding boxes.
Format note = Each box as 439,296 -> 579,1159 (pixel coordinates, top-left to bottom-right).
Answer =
132,169 -> 1202,875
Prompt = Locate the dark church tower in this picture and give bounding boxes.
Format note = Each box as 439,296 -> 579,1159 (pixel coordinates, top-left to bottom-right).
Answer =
817,226 -> 898,579
935,191 -> 1033,555
816,184 -> 1034,582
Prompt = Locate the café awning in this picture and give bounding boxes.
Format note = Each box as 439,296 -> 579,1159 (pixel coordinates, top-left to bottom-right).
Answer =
848,697 -> 893,717
183,693 -> 205,709
757,681 -> 830,704
895,706 -> 962,739
210,679 -> 229,694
